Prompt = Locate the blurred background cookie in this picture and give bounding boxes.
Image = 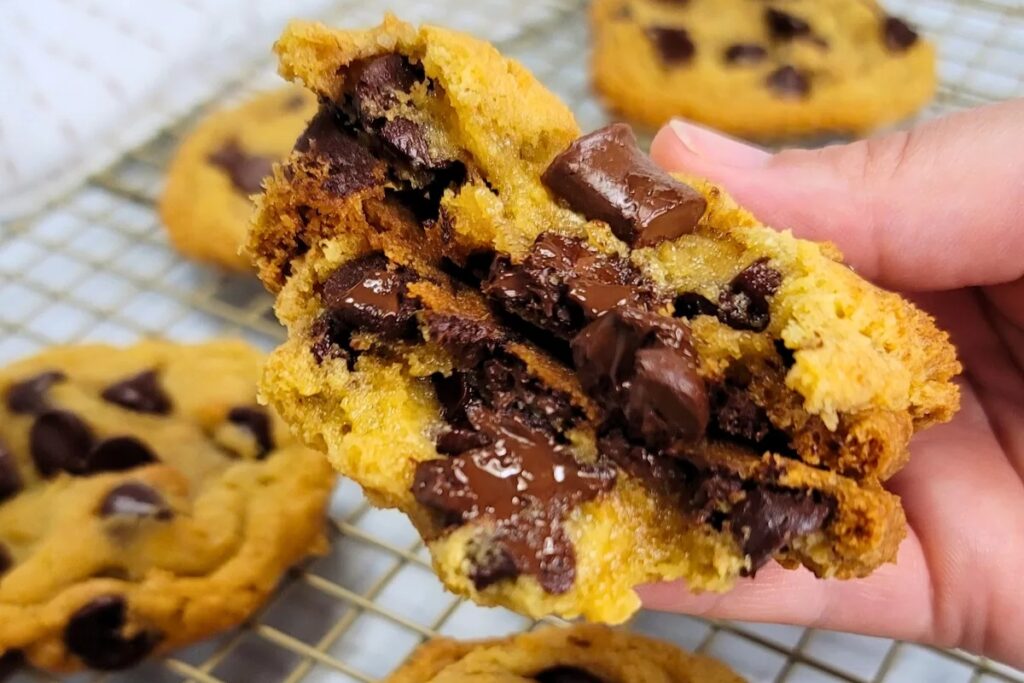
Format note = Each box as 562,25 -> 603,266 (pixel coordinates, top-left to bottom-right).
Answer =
591,0 -> 936,139
0,340 -> 334,671
385,624 -> 746,681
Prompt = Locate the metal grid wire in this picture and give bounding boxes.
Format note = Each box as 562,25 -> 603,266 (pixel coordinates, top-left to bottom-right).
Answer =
1,0 -> 1023,681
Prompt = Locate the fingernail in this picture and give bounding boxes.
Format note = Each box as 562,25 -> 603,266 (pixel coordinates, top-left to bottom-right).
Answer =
669,119 -> 771,168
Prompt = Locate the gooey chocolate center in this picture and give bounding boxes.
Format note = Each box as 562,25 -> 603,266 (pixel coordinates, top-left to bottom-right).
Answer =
293,62 -> 836,590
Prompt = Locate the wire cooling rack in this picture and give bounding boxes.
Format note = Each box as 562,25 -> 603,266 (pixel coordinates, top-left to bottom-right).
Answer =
1,0 -> 1022,681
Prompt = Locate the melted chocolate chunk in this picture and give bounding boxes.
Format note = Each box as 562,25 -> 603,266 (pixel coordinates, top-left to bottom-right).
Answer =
379,116 -> 449,171
724,43 -> 767,65
89,437 -> 159,473
733,487 -> 834,572
0,440 -> 22,504
645,26 -> 696,65
535,666 -> 606,683
483,233 -> 661,339
717,258 -> 782,331
353,54 -> 424,121
673,291 -> 718,319
351,54 -> 456,172
227,406 -> 274,458
542,124 -> 707,248
599,430 -> 692,500
766,65 -> 810,98
99,482 -> 173,520
101,370 -> 171,415
424,314 -> 505,368
711,384 -> 774,444
321,253 -> 421,340
64,596 -> 160,670
436,427 -> 488,455
309,313 -> 355,365
294,106 -> 382,197
765,8 -> 811,40
0,543 -> 11,576
431,373 -> 471,423
30,410 -> 95,477
883,16 -> 919,51
208,140 -> 274,195
572,306 -> 708,448
6,370 -> 66,414
413,406 -> 614,593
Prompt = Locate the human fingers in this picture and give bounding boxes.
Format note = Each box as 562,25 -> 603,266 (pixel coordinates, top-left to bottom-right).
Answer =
649,100 -> 1024,291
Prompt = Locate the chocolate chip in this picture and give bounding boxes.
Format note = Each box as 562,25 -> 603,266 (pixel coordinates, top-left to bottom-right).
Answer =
227,407 -> 274,458
208,140 -> 275,195
673,292 -> 718,318
101,370 -> 171,415
766,65 -> 811,99
89,437 -> 158,473
0,649 -> 23,679
645,26 -> 695,65
883,16 -> 919,51
542,124 -> 707,248
321,253 -> 421,341
431,372 -> 471,423
6,370 -> 66,414
283,92 -> 308,111
309,313 -> 354,366
535,666 -> 606,683
0,440 -> 22,504
294,107 -> 382,197
483,233 -> 660,339
413,407 -> 614,594
30,410 -> 95,477
775,339 -> 796,369
724,43 -> 767,65
572,306 -> 708,448
732,488 -> 834,573
99,482 -> 173,520
613,3 -> 632,20
353,54 -> 423,121
765,8 -> 811,40
436,428 -> 488,455
717,258 -> 782,331
711,384 -> 773,443
467,542 -> 519,591
0,543 -> 11,576
64,595 -> 160,670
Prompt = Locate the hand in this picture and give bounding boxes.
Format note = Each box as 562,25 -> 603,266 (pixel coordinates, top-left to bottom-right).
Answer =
639,99 -> 1024,668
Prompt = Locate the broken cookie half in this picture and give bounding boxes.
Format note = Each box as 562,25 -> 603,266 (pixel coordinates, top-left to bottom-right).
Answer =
249,16 -> 960,622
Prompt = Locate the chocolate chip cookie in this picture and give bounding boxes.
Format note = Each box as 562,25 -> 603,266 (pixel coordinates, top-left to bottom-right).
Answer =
591,0 -> 936,138
386,624 -> 745,681
248,17 -> 959,623
160,87 -> 318,271
0,341 -> 335,671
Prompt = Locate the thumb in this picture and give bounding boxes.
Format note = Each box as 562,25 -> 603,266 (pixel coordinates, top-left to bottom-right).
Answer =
650,99 -> 1024,292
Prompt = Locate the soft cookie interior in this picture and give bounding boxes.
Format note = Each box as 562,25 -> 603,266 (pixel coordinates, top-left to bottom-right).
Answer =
250,17 -> 958,622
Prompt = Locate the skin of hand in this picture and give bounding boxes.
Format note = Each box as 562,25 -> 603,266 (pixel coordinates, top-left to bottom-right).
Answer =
640,99 -> 1024,668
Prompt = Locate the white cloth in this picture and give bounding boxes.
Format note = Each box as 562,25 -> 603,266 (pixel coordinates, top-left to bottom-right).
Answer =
0,0 -> 565,219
